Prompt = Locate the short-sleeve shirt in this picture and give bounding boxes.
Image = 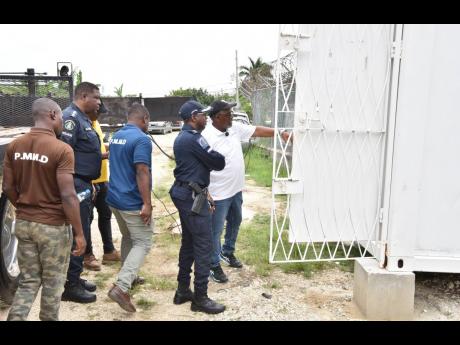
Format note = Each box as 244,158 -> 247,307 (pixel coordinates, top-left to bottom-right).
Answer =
106,124 -> 152,211
60,103 -> 102,181
201,121 -> 256,200
173,123 -> 226,188
3,128 -> 75,226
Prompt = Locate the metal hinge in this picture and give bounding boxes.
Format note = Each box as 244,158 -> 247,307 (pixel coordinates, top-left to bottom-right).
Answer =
391,40 -> 402,60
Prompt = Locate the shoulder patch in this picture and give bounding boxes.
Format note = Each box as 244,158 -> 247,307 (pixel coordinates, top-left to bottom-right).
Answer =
70,111 -> 77,118
64,120 -> 76,131
197,136 -> 209,149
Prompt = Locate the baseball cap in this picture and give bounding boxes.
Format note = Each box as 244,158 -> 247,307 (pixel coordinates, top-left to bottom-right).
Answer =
178,100 -> 209,120
207,100 -> 237,117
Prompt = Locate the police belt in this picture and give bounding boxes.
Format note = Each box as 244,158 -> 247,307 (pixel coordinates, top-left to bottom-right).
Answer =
174,180 -> 206,189
74,174 -> 93,183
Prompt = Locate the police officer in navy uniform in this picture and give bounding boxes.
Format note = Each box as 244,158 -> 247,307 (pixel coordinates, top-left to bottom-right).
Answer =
170,100 -> 226,314
60,82 -> 102,303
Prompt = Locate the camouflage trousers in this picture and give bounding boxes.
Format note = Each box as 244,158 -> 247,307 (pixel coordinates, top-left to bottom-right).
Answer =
7,219 -> 72,321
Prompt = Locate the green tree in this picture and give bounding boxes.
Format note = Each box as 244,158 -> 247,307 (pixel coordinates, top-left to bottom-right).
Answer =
114,83 -> 124,97
238,94 -> 253,119
72,69 -> 82,86
239,57 -> 273,92
239,57 -> 272,81
167,87 -> 214,105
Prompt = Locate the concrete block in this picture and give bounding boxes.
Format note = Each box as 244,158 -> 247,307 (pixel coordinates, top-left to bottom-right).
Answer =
353,258 -> 415,320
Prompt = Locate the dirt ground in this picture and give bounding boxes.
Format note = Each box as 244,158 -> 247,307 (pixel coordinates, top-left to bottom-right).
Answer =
1,131 -> 460,321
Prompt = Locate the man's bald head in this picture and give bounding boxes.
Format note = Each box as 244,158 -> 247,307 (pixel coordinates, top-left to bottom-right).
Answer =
32,98 -> 61,119
31,98 -> 64,136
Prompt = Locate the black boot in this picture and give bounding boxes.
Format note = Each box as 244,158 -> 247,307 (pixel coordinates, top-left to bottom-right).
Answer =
191,292 -> 225,314
62,281 -> 97,303
173,284 -> 194,305
80,278 -> 97,292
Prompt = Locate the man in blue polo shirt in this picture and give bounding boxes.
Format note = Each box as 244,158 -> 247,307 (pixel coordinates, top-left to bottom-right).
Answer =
106,103 -> 153,313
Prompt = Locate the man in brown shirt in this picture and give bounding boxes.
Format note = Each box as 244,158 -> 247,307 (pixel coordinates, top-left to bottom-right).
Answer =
2,98 -> 86,321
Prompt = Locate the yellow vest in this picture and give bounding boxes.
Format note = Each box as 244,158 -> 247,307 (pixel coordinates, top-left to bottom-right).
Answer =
92,120 -> 108,183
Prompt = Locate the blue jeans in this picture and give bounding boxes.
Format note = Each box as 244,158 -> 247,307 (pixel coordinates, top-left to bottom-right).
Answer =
211,191 -> 243,268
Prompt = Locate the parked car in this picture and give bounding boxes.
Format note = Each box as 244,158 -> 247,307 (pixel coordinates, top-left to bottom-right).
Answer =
0,191 -> 19,304
232,111 -> 252,149
232,111 -> 251,126
148,121 -> 173,135
171,120 -> 183,131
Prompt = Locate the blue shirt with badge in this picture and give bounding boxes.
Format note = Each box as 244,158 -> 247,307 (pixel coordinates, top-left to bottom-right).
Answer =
173,123 -> 225,187
60,103 -> 102,180
106,123 -> 152,211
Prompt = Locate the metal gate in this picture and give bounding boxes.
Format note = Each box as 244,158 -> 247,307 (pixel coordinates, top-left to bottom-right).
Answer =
270,24 -> 399,264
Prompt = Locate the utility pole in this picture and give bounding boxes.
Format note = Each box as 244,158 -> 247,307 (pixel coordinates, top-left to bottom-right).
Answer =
235,50 -> 239,109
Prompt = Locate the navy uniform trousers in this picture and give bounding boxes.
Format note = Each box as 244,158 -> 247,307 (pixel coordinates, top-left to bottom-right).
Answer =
67,177 -> 92,284
170,183 -> 212,296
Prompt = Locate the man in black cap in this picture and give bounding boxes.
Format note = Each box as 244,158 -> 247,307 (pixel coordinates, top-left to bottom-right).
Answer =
170,100 -> 226,314
201,100 -> 291,283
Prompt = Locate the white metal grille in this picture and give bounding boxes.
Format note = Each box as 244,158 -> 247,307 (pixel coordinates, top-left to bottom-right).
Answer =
270,24 -> 394,263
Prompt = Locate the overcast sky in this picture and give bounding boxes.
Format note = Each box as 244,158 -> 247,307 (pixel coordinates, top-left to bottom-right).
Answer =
0,24 -> 280,97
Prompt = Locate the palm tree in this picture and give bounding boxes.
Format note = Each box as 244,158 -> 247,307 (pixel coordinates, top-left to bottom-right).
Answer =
239,57 -> 272,79
114,83 -> 124,97
239,57 -> 273,94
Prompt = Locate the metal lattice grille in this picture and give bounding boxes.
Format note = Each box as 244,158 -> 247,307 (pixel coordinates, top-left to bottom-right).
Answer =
0,76 -> 72,127
270,24 -> 394,263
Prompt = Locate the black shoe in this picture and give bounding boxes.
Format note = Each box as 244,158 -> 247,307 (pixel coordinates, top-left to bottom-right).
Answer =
131,276 -> 145,288
173,287 -> 194,305
220,252 -> 243,268
191,293 -> 225,314
210,265 -> 228,283
62,282 -> 97,303
80,278 -> 97,292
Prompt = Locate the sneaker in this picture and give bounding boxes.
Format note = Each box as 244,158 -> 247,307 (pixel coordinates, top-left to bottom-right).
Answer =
83,254 -> 102,271
131,276 -> 145,289
102,250 -> 121,265
219,252 -> 243,268
210,265 -> 228,283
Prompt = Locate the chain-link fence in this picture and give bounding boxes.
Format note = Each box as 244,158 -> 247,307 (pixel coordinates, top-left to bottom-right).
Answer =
244,53 -> 296,161
250,85 -> 295,158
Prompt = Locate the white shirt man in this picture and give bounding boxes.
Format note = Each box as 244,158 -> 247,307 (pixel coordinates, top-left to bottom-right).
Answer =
203,120 -> 255,201
201,100 -> 290,284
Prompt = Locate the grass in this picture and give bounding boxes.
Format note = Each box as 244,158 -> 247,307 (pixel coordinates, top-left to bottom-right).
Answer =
136,297 -> 156,311
263,281 -> 282,290
154,232 -> 181,260
238,213 -> 358,280
243,145 -> 288,187
94,272 -> 114,289
145,276 -> 176,291
153,184 -> 171,200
